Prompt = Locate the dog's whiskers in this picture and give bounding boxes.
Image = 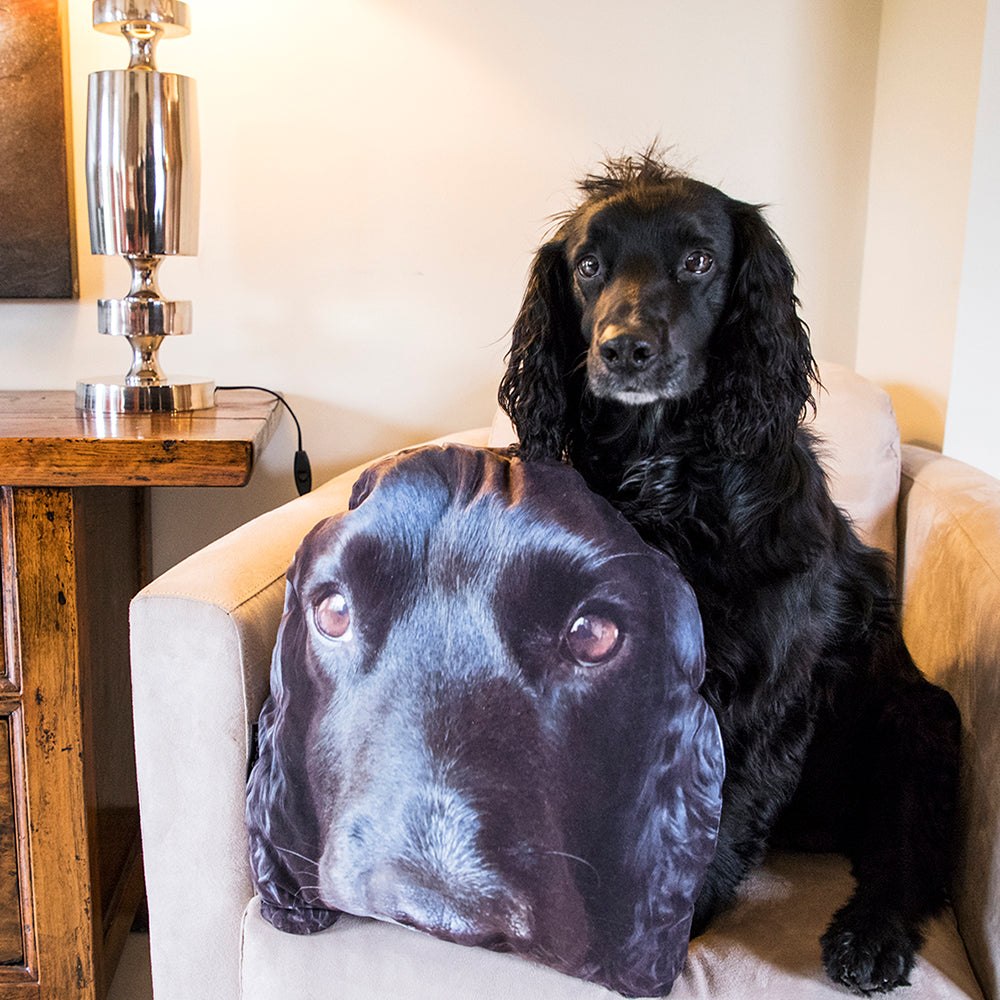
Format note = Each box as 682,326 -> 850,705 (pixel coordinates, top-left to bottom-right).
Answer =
273,844 -> 319,866
544,849 -> 601,883
511,845 -> 602,885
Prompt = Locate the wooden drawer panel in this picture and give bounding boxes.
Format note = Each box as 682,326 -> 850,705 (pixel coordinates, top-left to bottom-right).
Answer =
0,715 -> 23,966
1,486 -> 15,692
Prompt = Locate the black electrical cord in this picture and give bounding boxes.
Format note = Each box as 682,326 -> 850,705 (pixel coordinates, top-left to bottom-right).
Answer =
216,385 -> 312,495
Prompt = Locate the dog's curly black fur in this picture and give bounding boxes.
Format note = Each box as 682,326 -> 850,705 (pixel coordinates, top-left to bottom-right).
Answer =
498,151 -> 962,995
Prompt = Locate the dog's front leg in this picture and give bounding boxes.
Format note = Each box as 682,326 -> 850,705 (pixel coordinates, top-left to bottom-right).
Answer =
819,668 -> 961,995
690,698 -> 814,936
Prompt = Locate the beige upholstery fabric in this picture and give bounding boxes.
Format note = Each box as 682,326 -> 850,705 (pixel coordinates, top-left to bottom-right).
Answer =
129,373 -> 997,1000
804,362 -> 900,559
897,446 -> 1000,1000
240,854 -> 982,1000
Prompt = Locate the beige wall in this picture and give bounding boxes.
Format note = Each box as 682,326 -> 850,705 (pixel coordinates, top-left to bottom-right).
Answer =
944,0 -> 1000,480
854,0 -> 987,451
0,0 -> 989,573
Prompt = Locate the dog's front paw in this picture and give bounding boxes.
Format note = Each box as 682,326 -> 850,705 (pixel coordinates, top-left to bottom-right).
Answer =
820,900 -> 920,995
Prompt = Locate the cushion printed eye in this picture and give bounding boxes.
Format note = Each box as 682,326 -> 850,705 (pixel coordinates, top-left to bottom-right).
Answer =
314,590 -> 352,640
565,613 -> 620,666
683,250 -> 714,275
577,254 -> 601,279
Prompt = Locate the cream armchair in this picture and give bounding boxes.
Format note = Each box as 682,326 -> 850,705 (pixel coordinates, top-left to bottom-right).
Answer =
129,364 -> 998,1000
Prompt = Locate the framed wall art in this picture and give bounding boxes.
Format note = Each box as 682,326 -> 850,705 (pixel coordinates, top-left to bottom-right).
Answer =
0,0 -> 78,300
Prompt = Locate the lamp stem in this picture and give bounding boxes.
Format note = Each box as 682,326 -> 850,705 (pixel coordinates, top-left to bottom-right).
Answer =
126,254 -> 165,300
122,20 -> 163,70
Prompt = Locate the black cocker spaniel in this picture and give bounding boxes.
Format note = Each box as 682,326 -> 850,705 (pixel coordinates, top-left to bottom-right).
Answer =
498,151 -> 962,996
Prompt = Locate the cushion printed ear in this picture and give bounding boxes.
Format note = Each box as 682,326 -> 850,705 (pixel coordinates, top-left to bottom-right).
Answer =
590,563 -> 720,996
349,463 -> 382,510
348,448 -> 425,509
656,555 -> 706,689
246,572 -> 342,935
601,698 -> 725,996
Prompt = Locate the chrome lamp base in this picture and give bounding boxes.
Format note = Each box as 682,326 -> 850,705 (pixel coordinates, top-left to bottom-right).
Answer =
76,257 -> 215,413
75,377 -> 215,414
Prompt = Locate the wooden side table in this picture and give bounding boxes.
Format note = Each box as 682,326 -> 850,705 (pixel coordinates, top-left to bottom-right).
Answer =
0,390 -> 281,1000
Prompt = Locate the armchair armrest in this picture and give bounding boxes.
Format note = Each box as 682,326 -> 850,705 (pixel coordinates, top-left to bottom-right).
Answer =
897,444 -> 1000,1000
129,429 -> 490,1000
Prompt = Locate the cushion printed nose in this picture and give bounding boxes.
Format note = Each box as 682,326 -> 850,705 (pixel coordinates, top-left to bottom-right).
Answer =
366,859 -> 535,951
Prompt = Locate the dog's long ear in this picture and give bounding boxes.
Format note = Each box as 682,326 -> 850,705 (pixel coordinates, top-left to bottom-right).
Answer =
246,547 -> 339,934
349,462 -> 383,509
618,699 -> 725,996
498,240 -> 579,461
593,569 -> 723,997
710,199 -> 818,457
603,698 -> 725,997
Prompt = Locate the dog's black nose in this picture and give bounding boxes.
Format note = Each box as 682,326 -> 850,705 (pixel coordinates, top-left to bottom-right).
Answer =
599,332 -> 656,372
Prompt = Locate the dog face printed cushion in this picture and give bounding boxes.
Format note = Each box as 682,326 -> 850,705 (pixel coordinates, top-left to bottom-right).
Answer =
246,444 -> 724,997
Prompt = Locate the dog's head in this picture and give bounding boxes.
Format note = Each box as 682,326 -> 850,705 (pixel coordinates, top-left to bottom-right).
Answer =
561,168 -> 735,405
499,151 -> 817,459
247,445 -> 723,996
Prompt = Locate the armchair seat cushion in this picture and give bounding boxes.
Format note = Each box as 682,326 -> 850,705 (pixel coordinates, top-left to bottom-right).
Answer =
240,852 -> 983,1000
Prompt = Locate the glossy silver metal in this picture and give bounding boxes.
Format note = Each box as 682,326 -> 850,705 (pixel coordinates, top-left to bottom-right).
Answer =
98,295 -> 191,340
92,0 -> 191,36
86,71 -> 200,256
75,378 -> 216,414
79,0 -> 212,413
97,255 -> 191,341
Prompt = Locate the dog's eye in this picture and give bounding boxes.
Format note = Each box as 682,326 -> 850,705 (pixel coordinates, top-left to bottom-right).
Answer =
314,591 -> 352,640
565,613 -> 620,666
576,255 -> 601,280
683,250 -> 714,275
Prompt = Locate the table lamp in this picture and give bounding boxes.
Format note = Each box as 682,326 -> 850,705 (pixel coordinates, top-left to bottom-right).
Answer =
77,0 -> 214,413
